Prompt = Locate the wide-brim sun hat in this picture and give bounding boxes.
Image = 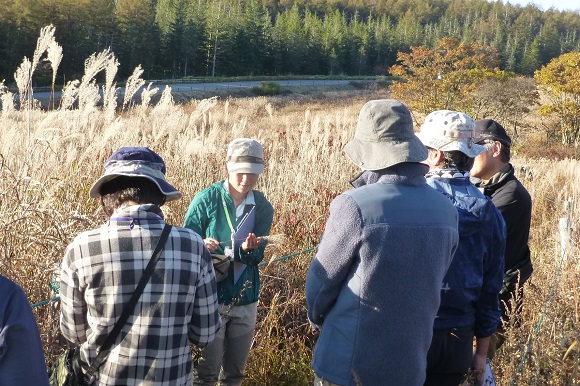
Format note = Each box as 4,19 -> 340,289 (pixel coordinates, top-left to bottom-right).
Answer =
89,147 -> 182,202
417,110 -> 486,158
226,138 -> 264,174
344,99 -> 428,171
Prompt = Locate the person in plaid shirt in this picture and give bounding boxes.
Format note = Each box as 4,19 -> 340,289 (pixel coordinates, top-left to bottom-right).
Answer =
59,147 -> 220,386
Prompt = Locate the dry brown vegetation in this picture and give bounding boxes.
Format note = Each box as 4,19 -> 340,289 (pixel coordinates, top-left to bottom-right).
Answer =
1,29 -> 580,385
1,85 -> 579,385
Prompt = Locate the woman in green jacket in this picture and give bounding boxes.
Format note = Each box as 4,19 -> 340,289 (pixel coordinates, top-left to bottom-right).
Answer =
184,138 -> 274,386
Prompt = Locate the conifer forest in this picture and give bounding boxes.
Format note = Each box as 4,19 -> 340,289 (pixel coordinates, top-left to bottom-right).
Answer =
1,0 -> 579,83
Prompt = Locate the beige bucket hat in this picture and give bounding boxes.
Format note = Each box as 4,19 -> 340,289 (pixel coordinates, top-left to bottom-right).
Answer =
344,99 -> 428,171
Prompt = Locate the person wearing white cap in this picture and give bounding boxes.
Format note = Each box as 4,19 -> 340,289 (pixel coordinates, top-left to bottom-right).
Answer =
305,100 -> 459,386
416,111 -> 506,386
59,147 -> 221,386
184,138 -> 274,386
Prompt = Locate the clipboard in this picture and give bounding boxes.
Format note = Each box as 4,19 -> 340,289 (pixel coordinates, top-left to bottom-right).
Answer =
232,205 -> 255,283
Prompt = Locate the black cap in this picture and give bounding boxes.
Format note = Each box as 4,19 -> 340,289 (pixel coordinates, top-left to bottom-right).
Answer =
474,119 -> 512,147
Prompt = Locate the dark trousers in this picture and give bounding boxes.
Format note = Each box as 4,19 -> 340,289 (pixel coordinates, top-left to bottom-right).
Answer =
424,327 -> 474,386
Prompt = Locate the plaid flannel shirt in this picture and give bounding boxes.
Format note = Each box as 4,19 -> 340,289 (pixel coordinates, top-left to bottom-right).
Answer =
60,204 -> 220,386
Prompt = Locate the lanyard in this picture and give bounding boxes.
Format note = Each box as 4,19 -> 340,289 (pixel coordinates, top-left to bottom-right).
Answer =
221,192 -> 235,234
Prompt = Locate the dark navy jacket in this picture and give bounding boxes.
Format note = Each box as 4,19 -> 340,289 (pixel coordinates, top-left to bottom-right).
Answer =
427,177 -> 506,338
0,275 -> 50,385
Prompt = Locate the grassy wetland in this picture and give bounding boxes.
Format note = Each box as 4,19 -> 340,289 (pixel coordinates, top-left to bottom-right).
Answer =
2,29 -> 580,386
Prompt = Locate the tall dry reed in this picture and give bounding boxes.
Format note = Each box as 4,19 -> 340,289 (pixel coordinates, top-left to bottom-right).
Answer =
0,27 -> 579,385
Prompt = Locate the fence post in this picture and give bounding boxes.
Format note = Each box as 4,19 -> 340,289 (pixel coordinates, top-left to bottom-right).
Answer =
558,199 -> 573,262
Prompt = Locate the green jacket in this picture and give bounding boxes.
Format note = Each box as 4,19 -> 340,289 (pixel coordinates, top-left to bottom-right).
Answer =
184,181 -> 274,305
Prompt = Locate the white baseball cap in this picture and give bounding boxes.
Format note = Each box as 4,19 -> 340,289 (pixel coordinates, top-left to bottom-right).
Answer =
226,138 -> 264,174
417,110 -> 486,158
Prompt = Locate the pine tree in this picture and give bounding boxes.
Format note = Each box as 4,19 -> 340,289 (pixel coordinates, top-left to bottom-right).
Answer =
116,0 -> 160,78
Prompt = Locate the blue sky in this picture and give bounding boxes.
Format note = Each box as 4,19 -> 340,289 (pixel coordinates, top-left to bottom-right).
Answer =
505,0 -> 579,11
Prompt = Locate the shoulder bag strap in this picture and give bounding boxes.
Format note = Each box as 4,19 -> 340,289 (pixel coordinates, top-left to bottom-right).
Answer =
83,223 -> 173,383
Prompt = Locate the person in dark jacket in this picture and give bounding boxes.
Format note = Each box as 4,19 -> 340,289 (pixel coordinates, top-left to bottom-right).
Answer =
306,99 -> 459,386
417,110 -> 506,386
0,275 -> 50,386
471,119 -> 533,358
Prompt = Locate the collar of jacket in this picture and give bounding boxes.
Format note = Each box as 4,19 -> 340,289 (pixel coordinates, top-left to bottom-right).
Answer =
483,163 -> 513,187
350,163 -> 429,188
109,204 -> 164,221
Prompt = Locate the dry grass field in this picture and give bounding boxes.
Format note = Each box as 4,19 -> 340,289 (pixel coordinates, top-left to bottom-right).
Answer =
1,33 -> 579,385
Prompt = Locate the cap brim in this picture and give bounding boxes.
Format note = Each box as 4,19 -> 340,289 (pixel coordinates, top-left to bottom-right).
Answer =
89,173 -> 182,202
416,132 -> 487,158
226,162 -> 264,174
344,135 -> 428,171
475,134 -> 511,147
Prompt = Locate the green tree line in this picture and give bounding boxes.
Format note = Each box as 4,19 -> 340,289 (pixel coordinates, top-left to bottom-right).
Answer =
1,0 -> 579,84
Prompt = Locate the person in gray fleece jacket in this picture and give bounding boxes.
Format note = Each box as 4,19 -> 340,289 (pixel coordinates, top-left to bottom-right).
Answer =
305,99 -> 460,386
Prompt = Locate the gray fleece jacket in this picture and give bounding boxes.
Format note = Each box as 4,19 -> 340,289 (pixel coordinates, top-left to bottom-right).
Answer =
306,163 -> 459,386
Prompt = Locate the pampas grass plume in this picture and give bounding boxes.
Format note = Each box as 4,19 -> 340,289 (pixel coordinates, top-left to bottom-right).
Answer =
124,65 -> 145,110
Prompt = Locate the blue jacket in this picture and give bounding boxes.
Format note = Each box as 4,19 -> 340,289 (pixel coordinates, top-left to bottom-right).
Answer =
426,177 -> 506,338
0,275 -> 50,386
306,164 -> 459,386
